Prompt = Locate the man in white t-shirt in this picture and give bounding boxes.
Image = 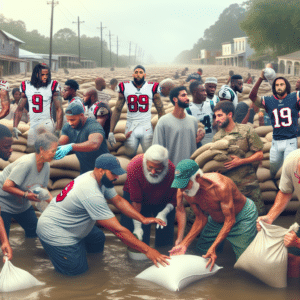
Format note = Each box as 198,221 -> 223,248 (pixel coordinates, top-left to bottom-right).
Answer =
257,149 -> 300,277
37,154 -> 170,276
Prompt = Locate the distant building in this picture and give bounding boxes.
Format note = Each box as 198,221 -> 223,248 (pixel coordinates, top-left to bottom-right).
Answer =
56,54 -> 96,69
0,30 -> 25,76
19,49 -> 59,73
278,51 -> 300,76
191,49 -> 221,65
216,37 -> 254,68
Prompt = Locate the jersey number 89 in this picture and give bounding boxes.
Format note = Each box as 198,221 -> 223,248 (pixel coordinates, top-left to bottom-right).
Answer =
127,95 -> 149,112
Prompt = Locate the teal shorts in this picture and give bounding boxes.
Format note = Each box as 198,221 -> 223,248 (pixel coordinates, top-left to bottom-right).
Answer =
196,198 -> 258,260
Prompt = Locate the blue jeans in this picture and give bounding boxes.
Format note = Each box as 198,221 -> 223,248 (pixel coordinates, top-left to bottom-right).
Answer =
1,206 -> 38,238
39,225 -> 105,276
120,191 -> 175,247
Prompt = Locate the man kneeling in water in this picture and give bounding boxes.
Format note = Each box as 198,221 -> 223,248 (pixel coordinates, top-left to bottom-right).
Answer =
169,159 -> 257,271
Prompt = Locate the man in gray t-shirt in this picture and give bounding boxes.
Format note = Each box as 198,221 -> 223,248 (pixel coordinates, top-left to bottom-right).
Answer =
152,86 -> 203,166
55,102 -> 109,174
37,154 -> 170,276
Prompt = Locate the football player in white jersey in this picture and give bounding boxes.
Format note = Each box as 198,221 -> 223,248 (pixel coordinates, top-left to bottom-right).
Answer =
13,63 -> 63,146
0,80 -> 10,119
108,65 -> 165,156
83,88 -> 99,119
186,81 -> 218,145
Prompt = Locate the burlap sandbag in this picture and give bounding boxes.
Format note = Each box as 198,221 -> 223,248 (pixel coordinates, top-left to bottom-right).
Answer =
50,154 -> 80,171
190,143 -> 214,160
195,150 -> 223,168
261,191 -> 277,204
11,144 -> 27,153
50,168 -> 80,179
52,178 -> 73,190
113,120 -> 127,134
261,160 -> 270,169
254,126 -> 273,137
50,189 -> 63,198
8,151 -> 26,163
213,151 -> 230,162
114,133 -> 126,143
12,136 -> 28,146
259,180 -> 277,192
47,179 -> 53,190
107,141 -> 122,152
234,222 -> 299,288
209,139 -> 230,150
262,142 -> 272,153
202,160 -> 228,173
256,167 -> 271,182
265,131 -> 273,142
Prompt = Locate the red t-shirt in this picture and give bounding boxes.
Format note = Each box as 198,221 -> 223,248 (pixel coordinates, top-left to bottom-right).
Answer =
123,154 -> 176,206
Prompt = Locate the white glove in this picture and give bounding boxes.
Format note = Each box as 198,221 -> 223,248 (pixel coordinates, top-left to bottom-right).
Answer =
133,220 -> 143,240
108,132 -> 116,147
12,127 -> 22,139
156,203 -> 174,229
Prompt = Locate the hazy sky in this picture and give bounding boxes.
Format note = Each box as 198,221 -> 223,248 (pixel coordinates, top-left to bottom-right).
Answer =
0,0 -> 247,63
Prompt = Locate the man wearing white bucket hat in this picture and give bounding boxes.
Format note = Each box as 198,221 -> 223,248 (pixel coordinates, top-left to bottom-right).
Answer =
249,70 -> 300,178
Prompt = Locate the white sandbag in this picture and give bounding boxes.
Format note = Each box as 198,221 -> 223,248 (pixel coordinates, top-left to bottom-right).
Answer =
234,221 -> 299,288
136,255 -> 222,292
0,257 -> 45,292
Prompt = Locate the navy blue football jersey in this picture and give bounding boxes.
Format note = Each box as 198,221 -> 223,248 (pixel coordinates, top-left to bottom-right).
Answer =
262,92 -> 300,140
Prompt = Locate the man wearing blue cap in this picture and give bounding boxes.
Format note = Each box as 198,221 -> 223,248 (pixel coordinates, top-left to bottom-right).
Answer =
55,101 -> 109,174
169,159 -> 257,271
37,154 -> 170,276
108,65 -> 165,157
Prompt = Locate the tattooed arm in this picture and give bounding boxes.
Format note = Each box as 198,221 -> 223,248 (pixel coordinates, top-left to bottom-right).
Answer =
0,89 -> 10,119
13,93 -> 28,128
110,93 -> 125,133
153,93 -> 165,119
53,92 -> 63,130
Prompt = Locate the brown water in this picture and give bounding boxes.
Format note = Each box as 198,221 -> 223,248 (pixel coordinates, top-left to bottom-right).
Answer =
0,216 -> 299,300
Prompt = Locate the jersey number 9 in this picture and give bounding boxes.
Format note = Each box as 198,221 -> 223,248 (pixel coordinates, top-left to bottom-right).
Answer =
32,94 -> 44,113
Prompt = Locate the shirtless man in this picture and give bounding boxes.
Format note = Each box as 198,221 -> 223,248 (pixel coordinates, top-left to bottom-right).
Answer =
169,159 -> 258,271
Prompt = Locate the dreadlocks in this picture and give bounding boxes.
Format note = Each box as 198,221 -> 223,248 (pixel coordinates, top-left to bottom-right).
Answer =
30,63 -> 51,88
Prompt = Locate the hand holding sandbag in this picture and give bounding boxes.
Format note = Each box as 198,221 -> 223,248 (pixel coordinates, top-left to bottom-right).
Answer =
256,215 -> 271,231
54,143 -> 74,160
155,203 -> 174,229
202,248 -> 218,272
1,242 -> 13,262
12,127 -> 22,140
108,132 -> 116,147
284,230 -> 299,248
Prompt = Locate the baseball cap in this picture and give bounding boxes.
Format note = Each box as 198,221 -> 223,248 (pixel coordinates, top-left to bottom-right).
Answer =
95,153 -> 126,175
218,86 -> 234,101
171,159 -> 199,189
65,102 -> 84,116
205,77 -> 218,85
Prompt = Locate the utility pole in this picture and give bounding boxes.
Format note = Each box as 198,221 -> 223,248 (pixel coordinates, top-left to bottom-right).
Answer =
73,17 -> 84,64
134,44 -> 138,64
97,22 -> 106,67
47,0 -> 58,71
106,31 -> 114,68
128,41 -> 131,66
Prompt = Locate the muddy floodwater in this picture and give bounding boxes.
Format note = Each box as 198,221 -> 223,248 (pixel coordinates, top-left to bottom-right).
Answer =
0,215 -> 299,300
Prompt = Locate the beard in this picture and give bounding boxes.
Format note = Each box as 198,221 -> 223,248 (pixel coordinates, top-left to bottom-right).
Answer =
177,99 -> 189,108
133,77 -> 145,86
220,117 -> 230,129
184,172 -> 200,197
142,157 -> 169,184
101,173 -> 116,188
276,88 -> 287,97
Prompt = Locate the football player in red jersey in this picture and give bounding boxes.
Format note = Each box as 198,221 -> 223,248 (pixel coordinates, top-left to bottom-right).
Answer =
13,63 -> 63,145
108,65 -> 165,157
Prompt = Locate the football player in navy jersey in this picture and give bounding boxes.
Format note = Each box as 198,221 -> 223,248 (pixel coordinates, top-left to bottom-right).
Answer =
108,65 -> 165,157
249,69 -> 300,178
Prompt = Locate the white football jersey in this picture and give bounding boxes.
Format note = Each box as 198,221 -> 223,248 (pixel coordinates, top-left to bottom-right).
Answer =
20,80 -> 60,123
186,96 -> 219,134
84,102 -> 98,119
118,81 -> 159,123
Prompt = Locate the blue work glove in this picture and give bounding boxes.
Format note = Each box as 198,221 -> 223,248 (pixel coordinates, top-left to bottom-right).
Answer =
54,143 -> 74,160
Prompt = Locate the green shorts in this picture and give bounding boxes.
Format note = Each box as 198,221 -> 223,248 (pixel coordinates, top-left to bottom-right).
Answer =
196,198 -> 258,260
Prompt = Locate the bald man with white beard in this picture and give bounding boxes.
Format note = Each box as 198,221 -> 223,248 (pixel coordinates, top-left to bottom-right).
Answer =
120,145 -> 184,247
